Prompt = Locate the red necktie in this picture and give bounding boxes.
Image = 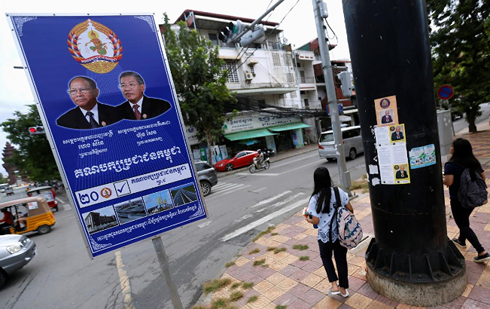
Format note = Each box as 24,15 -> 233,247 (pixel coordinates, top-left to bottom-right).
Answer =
133,104 -> 141,120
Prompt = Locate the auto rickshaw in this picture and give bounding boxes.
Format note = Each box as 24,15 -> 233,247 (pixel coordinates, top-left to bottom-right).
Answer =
0,196 -> 56,235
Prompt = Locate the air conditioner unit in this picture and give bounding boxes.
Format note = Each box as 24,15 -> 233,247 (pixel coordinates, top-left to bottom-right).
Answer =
245,72 -> 254,80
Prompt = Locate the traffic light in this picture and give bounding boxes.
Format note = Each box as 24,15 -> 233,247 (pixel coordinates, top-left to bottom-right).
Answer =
338,71 -> 353,97
219,20 -> 243,44
29,126 -> 45,134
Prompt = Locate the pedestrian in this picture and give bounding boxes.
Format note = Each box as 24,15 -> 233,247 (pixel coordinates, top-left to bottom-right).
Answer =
444,138 -> 490,262
305,167 -> 353,297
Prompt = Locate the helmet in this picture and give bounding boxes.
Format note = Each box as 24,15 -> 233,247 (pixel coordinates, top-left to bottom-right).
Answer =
257,149 -> 262,154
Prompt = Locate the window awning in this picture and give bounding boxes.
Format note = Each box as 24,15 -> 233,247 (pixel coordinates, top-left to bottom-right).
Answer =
224,128 -> 278,141
268,122 -> 311,132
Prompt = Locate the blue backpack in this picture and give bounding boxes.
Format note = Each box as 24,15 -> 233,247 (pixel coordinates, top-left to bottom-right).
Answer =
458,168 -> 488,209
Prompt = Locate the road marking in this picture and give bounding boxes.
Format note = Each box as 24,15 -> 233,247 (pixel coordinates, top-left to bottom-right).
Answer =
234,214 -> 253,223
63,203 -> 72,211
56,197 -> 66,204
256,192 -> 306,211
221,197 -> 309,242
115,251 -> 135,309
251,191 -> 291,208
236,173 -> 279,176
250,188 -> 267,193
211,184 -> 251,197
278,160 -> 323,175
198,221 -> 212,228
272,153 -> 318,168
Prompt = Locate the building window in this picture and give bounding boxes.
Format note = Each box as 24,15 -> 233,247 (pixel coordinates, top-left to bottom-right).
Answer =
249,65 -> 255,75
258,100 -> 266,109
304,99 -> 309,109
209,33 -> 219,45
272,53 -> 281,66
300,71 -> 306,83
283,54 -> 292,66
286,73 -> 295,83
222,61 -> 240,83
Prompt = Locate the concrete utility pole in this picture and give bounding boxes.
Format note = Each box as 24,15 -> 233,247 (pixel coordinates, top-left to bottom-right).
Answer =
311,0 -> 351,193
342,0 -> 466,306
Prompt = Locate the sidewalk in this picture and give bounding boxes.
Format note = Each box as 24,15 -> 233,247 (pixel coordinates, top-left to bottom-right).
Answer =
197,122 -> 490,309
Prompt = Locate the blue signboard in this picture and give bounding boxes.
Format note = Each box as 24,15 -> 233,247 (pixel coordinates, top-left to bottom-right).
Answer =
7,14 -> 208,257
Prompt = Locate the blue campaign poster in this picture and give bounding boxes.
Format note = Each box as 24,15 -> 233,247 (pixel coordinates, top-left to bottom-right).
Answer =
7,14 -> 208,257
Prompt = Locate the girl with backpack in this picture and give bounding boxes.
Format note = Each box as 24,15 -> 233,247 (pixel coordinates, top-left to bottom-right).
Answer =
443,138 -> 490,263
305,167 -> 353,297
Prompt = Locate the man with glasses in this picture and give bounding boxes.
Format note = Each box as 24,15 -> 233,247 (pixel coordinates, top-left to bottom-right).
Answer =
57,76 -> 121,129
116,71 -> 171,120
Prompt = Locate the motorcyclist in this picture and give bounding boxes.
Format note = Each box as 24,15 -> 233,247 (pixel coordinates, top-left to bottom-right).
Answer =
255,149 -> 264,168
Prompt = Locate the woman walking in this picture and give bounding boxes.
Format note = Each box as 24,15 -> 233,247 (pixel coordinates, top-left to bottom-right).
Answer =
305,167 -> 353,297
444,138 -> 490,262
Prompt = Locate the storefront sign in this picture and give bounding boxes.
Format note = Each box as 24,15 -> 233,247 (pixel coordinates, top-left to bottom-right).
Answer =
223,114 -> 301,134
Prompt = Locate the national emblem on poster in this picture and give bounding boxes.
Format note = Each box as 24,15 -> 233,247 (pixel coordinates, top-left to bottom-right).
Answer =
67,19 -> 122,73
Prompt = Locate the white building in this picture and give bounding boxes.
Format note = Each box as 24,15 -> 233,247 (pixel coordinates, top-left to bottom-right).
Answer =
171,10 -> 312,163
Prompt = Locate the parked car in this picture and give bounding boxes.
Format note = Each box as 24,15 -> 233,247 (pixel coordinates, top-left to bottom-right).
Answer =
26,186 -> 58,212
5,187 -> 14,196
0,234 -> 36,288
318,126 -> 364,161
214,150 -> 258,172
195,161 -> 218,196
0,184 -> 8,193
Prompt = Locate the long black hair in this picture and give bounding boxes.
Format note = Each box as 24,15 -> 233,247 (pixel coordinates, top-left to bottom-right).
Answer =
311,167 -> 333,214
449,138 -> 482,179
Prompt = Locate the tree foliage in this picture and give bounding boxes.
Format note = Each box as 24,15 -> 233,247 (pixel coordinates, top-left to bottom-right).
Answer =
427,0 -> 490,132
1,105 -> 60,181
162,15 -> 237,163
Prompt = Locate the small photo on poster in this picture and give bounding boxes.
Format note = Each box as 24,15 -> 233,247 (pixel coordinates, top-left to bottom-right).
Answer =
114,197 -> 148,225
170,183 -> 198,207
393,164 -> 411,184
389,124 -> 406,143
83,206 -> 119,235
143,189 -> 174,214
374,95 -> 399,127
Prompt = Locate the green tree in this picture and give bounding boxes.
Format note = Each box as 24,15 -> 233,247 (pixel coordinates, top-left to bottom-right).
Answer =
0,173 -> 7,184
427,0 -> 490,132
1,105 -> 60,181
162,15 -> 236,164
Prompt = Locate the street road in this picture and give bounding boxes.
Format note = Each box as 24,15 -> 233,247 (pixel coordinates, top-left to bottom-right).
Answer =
0,149 -> 366,309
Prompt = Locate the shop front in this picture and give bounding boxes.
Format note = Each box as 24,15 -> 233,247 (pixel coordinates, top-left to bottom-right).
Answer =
222,112 -> 311,155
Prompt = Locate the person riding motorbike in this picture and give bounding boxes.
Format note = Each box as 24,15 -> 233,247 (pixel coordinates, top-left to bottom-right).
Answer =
255,149 -> 264,168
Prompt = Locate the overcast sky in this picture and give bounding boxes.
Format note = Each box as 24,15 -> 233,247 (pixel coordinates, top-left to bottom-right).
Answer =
0,0 -> 350,176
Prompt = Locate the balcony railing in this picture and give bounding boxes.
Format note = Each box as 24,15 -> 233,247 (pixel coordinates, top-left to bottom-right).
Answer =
300,77 -> 316,84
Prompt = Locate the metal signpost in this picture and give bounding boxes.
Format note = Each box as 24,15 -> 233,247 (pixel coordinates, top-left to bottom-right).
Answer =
7,14 -> 207,308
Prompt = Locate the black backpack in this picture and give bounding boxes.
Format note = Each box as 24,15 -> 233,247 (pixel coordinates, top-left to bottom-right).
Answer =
458,168 -> 488,209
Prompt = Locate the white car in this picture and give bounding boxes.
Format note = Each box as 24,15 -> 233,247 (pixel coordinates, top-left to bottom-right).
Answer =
318,126 -> 364,161
0,235 -> 37,288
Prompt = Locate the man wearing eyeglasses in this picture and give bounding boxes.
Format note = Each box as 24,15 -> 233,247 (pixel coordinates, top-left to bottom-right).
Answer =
57,76 -> 121,129
116,71 -> 171,120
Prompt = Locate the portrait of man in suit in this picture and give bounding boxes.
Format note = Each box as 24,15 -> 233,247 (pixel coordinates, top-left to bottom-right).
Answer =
396,165 -> 409,179
381,110 -> 393,124
57,76 -> 121,130
391,126 -> 404,141
116,71 -> 171,120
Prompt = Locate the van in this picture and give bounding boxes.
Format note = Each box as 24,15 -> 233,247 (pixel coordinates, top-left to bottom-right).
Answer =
318,126 -> 364,161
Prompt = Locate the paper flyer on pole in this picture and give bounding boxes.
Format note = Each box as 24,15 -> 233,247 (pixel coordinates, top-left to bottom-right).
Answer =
7,14 -> 208,257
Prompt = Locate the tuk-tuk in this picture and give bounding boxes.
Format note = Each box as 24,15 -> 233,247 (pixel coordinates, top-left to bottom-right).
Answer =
0,196 -> 56,235
26,186 -> 58,212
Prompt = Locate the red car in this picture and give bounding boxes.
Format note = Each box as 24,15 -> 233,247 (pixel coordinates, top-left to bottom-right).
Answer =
214,150 -> 258,172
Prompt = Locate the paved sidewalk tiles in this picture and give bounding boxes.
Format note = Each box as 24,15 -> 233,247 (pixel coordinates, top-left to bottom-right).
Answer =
196,125 -> 490,309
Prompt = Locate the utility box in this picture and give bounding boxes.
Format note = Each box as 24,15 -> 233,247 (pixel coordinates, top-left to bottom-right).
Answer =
437,110 -> 453,161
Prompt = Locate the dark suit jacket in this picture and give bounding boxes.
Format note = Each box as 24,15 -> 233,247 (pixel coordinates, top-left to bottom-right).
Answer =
391,131 -> 404,141
396,170 -> 408,179
116,96 -> 171,120
381,115 -> 393,124
57,103 -> 121,130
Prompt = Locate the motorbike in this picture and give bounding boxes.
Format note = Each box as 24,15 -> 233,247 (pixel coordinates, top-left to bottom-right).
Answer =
249,156 -> 270,173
